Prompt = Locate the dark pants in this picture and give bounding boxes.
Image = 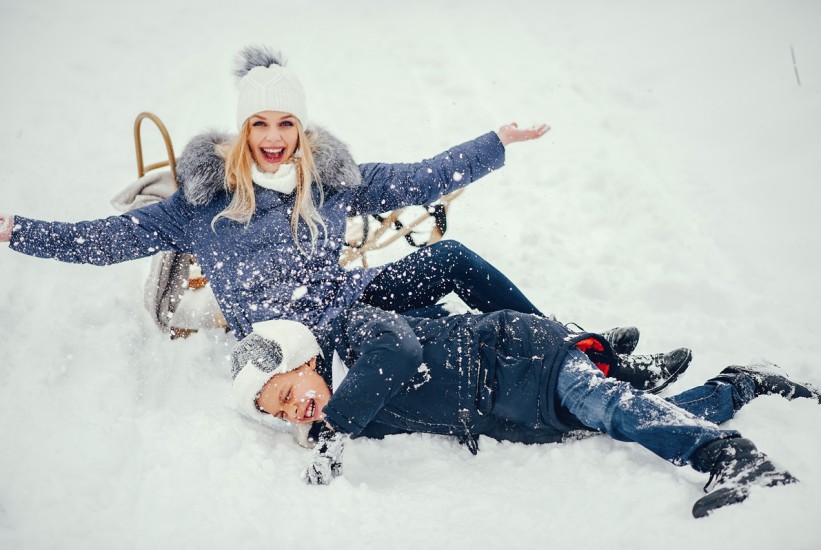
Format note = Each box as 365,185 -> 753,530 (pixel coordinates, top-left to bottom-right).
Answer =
359,240 -> 543,318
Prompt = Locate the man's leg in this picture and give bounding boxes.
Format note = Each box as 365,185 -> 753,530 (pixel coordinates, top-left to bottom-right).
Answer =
556,349 -> 735,466
666,363 -> 820,425
556,350 -> 796,517
664,370 -> 757,425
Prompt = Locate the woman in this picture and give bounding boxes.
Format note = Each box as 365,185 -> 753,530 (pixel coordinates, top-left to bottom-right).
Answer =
0,46 -> 681,388
1,45 -> 545,338
230,308 -> 819,517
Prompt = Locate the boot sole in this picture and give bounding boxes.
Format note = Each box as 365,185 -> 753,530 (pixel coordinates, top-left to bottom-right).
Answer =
692,487 -> 748,518
692,474 -> 797,518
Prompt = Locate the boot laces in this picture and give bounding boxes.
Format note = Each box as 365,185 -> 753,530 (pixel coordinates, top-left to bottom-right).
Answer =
620,353 -> 663,371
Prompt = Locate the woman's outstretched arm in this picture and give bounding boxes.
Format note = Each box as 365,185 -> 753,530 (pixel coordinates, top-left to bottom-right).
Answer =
352,122 -> 550,215
1,192 -> 193,265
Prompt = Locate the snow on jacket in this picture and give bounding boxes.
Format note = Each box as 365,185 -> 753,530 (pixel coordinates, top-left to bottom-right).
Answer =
9,128 -> 506,338
315,305 -> 618,449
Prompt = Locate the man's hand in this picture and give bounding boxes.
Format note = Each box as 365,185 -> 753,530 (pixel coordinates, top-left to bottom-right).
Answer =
302,428 -> 346,485
496,122 -> 550,146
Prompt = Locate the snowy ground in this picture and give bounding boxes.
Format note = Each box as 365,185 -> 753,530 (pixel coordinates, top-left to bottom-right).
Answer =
2,1 -> 821,548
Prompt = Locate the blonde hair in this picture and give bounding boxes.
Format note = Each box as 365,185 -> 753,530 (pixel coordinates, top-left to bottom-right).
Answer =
212,120 -> 327,253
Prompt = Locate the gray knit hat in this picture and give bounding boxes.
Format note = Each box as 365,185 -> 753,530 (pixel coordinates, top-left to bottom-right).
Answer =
234,45 -> 307,129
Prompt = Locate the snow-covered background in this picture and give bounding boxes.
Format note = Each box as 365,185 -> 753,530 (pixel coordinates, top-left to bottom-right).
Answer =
2,0 -> 820,548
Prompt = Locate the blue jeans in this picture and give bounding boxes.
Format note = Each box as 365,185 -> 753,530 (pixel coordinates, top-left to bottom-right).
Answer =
665,371 -> 757,425
360,240 -> 544,318
557,350 -> 747,467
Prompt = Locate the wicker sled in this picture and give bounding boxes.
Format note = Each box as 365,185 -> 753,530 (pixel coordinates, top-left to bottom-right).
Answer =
114,112 -> 460,338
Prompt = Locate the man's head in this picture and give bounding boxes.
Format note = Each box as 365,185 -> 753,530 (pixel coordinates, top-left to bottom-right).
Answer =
231,319 -> 327,425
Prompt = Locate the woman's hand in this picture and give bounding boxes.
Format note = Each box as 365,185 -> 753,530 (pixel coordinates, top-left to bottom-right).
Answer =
496,122 -> 550,146
0,214 -> 13,243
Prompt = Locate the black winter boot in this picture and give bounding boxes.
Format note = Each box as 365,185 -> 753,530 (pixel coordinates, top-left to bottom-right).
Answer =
691,438 -> 797,518
721,363 -> 821,403
600,326 -> 640,355
617,348 -> 692,393
565,323 -> 640,355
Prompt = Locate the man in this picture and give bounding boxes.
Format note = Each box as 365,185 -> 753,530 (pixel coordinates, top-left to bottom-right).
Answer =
230,305 -> 818,518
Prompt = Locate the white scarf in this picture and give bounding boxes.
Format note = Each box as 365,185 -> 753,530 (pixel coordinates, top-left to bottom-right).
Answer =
251,162 -> 298,194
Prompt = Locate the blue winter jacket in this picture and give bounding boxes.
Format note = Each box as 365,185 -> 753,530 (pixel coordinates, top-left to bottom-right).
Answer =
9,130 -> 505,338
316,305 -> 615,449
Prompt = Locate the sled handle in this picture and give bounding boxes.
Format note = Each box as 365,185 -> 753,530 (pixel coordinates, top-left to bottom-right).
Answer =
134,112 -> 177,181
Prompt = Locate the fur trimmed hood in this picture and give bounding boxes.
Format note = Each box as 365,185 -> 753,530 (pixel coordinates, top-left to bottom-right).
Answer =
175,125 -> 362,206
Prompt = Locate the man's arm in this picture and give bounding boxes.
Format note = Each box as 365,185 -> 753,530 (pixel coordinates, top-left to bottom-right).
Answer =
321,306 -> 424,436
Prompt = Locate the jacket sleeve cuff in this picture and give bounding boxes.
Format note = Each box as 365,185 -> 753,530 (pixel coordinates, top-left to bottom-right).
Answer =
477,130 -> 507,171
322,406 -> 366,437
8,216 -> 36,252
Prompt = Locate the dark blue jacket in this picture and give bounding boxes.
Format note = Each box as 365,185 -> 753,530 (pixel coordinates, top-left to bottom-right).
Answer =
317,306 -> 617,449
9,132 -> 505,338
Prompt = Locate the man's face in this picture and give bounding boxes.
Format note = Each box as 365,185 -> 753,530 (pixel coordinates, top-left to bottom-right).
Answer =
255,357 -> 330,424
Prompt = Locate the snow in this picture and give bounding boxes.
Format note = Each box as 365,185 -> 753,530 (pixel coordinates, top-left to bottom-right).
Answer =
1,0 -> 821,548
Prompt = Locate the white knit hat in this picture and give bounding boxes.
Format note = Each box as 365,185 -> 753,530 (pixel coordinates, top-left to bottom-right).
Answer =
230,319 -> 321,423
234,45 -> 307,129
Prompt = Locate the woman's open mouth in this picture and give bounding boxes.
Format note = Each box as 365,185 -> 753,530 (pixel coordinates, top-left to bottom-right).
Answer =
260,147 -> 285,164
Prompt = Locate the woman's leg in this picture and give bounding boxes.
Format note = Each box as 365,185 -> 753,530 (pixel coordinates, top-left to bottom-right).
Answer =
360,241 -> 684,391
359,240 -> 641,354
359,240 -> 544,316
556,350 -> 739,466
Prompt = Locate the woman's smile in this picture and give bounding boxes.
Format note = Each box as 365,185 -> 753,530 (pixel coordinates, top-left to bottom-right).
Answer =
260,146 -> 286,164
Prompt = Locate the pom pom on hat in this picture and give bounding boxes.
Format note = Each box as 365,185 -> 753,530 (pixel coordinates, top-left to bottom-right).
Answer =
233,45 -> 285,79
234,45 -> 308,129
